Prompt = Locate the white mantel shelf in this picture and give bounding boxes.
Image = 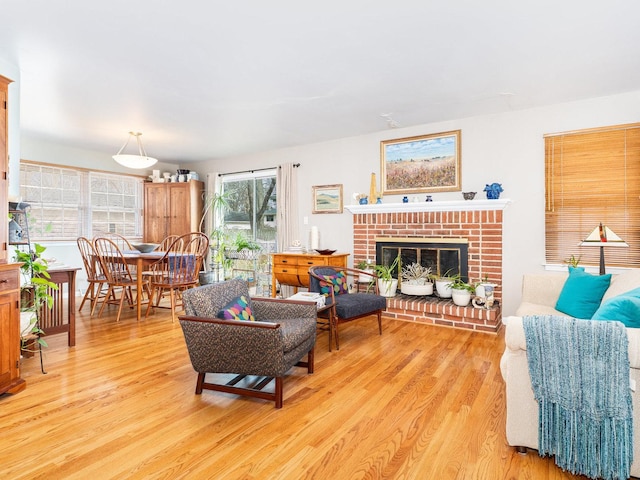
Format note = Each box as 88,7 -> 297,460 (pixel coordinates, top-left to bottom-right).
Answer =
345,198 -> 512,214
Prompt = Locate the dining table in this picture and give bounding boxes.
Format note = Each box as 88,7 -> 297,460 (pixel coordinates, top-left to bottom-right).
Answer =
120,250 -> 164,321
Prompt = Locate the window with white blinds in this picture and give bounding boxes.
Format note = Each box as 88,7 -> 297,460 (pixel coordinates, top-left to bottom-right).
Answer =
545,123 -> 640,268
19,162 -> 144,241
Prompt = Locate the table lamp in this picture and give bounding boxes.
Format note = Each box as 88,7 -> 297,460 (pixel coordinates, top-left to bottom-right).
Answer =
580,223 -> 628,275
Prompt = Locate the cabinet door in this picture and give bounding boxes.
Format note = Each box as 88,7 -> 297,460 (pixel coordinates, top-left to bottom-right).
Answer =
144,183 -> 168,243
0,289 -> 22,395
167,183 -> 191,236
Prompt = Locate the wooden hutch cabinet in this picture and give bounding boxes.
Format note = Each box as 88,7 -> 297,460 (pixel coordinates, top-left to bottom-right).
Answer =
0,75 -> 24,395
143,180 -> 204,243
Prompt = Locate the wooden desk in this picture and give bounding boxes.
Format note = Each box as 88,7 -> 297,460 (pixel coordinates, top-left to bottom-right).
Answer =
271,252 -> 349,297
39,266 -> 81,346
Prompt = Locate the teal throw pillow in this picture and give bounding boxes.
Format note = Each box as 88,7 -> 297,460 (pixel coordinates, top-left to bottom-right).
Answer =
217,295 -> 255,321
555,267 -> 611,319
319,271 -> 348,296
591,287 -> 640,328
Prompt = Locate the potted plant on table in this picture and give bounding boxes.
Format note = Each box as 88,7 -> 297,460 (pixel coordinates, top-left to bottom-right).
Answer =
374,253 -> 401,297
446,274 -> 475,306
400,262 -> 433,295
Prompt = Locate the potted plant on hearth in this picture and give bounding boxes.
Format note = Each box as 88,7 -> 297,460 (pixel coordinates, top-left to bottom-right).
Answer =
435,269 -> 456,298
374,253 -> 401,297
400,262 -> 433,295
446,274 -> 475,306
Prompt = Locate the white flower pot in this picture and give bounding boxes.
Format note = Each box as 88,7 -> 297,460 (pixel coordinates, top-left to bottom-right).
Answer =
358,268 -> 375,283
451,288 -> 472,306
377,278 -> 398,297
435,279 -> 452,298
400,282 -> 433,296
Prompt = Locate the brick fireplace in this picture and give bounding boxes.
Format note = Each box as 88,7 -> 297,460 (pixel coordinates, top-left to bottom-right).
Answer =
346,199 -> 510,333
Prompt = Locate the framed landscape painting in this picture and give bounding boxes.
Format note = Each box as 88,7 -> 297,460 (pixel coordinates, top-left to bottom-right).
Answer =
381,130 -> 461,195
312,184 -> 343,214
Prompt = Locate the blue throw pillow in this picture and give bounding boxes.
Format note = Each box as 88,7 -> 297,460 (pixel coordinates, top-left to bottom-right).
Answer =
555,267 -> 611,319
592,287 -> 640,328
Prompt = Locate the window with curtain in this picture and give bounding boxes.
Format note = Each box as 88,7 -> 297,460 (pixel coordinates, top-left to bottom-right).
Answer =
545,122 -> 640,268
220,170 -> 277,296
19,162 -> 144,241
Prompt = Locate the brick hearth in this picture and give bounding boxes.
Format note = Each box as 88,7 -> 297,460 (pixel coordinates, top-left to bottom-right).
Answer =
346,200 -> 509,332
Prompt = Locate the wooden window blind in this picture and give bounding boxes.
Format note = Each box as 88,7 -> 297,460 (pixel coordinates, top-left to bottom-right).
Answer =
545,122 -> 640,268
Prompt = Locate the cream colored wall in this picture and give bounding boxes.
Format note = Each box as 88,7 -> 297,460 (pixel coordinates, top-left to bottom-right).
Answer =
182,90 -> 640,316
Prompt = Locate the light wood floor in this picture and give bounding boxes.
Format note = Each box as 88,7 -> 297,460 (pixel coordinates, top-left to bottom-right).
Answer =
1,300 -> 589,480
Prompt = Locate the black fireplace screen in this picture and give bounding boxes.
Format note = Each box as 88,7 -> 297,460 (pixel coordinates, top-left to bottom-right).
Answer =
375,240 -> 469,282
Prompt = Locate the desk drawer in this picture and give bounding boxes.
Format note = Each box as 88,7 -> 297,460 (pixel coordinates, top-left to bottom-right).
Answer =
273,255 -> 300,266
0,269 -> 19,292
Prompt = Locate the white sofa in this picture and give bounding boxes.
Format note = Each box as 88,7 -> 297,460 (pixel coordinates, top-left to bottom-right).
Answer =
500,270 -> 640,477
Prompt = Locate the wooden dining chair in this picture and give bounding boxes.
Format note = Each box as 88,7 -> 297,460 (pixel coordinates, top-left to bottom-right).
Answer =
76,236 -> 109,315
155,235 -> 182,252
94,237 -> 149,322
93,232 -> 133,251
145,232 -> 209,322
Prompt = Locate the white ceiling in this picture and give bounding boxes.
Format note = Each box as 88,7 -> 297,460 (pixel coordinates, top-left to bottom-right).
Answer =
2,1 -> 639,163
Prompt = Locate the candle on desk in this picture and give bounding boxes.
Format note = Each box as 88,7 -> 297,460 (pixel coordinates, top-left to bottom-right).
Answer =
310,226 -> 319,250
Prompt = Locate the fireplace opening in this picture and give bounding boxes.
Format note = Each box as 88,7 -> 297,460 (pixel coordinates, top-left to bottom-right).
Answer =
375,238 -> 469,282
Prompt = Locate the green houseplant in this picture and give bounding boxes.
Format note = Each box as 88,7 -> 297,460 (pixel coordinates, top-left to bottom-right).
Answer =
15,243 -> 58,352
374,253 -> 401,297
356,259 -> 375,283
199,191 -> 229,283
446,274 -> 474,306
400,262 -> 433,296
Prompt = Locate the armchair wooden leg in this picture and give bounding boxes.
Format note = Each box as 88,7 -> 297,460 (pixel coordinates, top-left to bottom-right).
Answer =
377,311 -> 383,335
195,372 -> 205,394
307,347 -> 314,374
275,377 -> 283,409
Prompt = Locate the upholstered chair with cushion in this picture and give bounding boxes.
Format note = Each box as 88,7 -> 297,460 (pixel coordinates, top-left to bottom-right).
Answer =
308,266 -> 387,351
179,279 -> 317,408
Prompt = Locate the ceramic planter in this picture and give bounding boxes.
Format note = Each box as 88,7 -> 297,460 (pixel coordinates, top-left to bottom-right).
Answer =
377,278 -> 398,297
451,288 -> 472,306
358,268 -> 375,283
400,282 -> 433,296
435,278 -> 453,298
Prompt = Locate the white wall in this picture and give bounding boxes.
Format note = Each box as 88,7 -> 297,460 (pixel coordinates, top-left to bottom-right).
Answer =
182,90 -> 640,316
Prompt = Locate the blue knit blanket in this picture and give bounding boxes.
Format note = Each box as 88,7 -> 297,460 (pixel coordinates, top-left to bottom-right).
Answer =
523,315 -> 633,480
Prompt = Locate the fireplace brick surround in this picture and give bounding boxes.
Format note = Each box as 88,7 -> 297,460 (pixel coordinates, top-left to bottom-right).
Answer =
346,200 -> 509,333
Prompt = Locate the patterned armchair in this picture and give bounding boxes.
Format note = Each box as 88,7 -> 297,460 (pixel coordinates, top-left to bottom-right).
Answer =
179,279 -> 317,408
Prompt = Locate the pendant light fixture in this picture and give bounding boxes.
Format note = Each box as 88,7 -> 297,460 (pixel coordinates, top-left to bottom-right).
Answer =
112,131 -> 158,169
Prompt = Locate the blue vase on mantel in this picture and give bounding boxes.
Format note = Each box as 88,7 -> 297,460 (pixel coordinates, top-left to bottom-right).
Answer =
402,196 -> 409,203
483,183 -> 504,200
359,197 -> 368,205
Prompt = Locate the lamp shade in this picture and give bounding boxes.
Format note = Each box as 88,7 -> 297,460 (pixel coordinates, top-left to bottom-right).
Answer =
580,223 -> 628,248
112,132 -> 158,169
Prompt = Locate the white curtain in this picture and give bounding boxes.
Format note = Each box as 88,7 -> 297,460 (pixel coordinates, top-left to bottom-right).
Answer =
276,163 -> 299,297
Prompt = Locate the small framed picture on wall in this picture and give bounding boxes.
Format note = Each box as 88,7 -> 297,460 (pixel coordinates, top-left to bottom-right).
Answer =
312,184 -> 343,214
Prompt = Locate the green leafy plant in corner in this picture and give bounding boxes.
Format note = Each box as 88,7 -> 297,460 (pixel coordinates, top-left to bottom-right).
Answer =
15,243 -> 58,350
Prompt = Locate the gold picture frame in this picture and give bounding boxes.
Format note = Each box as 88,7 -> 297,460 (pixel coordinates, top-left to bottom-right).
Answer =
312,184 -> 343,214
381,130 -> 461,195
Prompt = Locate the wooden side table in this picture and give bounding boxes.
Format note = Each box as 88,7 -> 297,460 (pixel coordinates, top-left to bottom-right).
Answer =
271,252 -> 349,297
39,266 -> 80,347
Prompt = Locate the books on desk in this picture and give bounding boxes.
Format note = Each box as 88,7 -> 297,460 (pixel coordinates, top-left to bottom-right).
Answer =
288,292 -> 326,308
